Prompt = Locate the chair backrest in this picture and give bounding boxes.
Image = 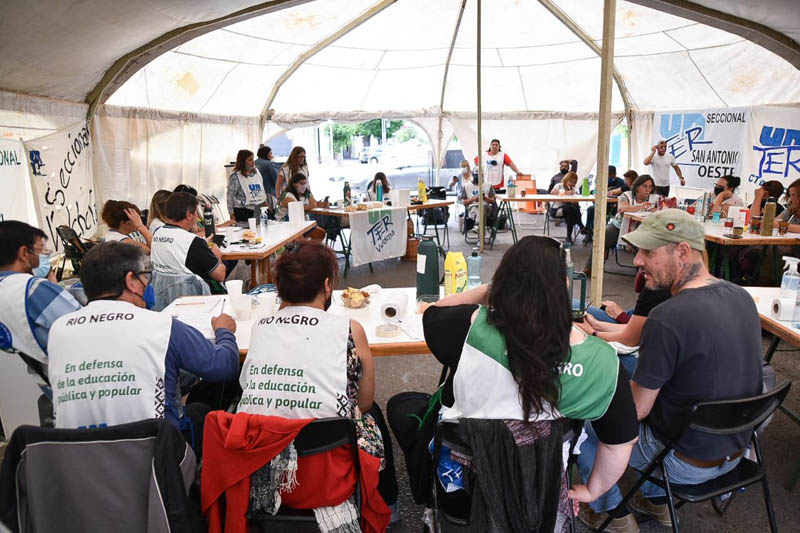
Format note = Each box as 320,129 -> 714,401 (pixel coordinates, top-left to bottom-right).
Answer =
293,417 -> 360,459
688,380 -> 791,436
151,270 -> 210,311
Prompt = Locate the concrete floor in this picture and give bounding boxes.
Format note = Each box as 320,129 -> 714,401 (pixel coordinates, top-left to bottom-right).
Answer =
331,209 -> 800,533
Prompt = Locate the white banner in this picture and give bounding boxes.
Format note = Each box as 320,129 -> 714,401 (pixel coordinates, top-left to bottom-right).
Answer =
742,105 -> 800,195
25,123 -> 98,252
0,139 -> 37,225
348,207 -> 408,267
651,108 -> 750,189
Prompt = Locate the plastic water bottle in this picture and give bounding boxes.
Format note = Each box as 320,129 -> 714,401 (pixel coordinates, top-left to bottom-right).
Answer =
259,208 -> 269,235
467,248 -> 482,289
565,245 -> 574,302
780,256 -> 800,298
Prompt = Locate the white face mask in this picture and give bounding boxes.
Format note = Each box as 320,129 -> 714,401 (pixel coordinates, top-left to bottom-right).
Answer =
462,167 -> 470,175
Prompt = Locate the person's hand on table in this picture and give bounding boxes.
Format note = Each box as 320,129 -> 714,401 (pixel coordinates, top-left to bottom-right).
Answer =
212,313 -> 237,333
639,202 -> 652,212
601,300 -> 624,320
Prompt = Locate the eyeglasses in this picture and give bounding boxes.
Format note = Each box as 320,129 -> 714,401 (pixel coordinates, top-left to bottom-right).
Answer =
28,246 -> 53,256
134,270 -> 153,284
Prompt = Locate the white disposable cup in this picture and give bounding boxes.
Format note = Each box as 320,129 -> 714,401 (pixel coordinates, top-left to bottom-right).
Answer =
232,295 -> 252,321
255,293 -> 276,318
226,279 -> 243,299
248,218 -> 257,231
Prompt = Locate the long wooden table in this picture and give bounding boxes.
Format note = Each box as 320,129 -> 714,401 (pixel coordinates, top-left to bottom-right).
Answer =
498,194 -> 617,243
312,200 -> 454,275
627,212 -> 800,279
220,220 -> 316,288
744,286 -> 800,489
164,287 -> 430,357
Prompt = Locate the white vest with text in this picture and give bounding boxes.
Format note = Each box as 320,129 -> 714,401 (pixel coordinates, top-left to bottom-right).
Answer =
150,224 -> 197,276
484,151 -> 505,186
238,306 -> 349,419
48,300 -> 171,429
0,273 -> 48,362
236,170 -> 268,206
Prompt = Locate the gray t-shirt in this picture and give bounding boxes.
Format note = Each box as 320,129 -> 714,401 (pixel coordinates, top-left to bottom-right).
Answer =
635,281 -> 762,460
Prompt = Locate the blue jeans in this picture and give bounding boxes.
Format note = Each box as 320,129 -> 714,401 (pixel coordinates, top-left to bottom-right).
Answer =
582,304 -> 634,324
577,422 -> 741,513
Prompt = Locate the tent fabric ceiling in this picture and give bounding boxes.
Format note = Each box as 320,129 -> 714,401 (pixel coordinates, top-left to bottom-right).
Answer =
1,0 -> 798,120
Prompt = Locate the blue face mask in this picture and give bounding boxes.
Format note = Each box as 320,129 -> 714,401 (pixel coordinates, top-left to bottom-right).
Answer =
142,284 -> 156,310
32,254 -> 51,278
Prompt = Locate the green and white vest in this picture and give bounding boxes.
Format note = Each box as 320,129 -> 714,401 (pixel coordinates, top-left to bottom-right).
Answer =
441,306 -> 619,422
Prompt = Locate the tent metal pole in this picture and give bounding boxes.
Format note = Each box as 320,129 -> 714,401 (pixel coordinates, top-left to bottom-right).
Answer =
590,0 -> 618,305
84,0 -> 307,121
258,0 -> 398,131
436,0 -> 468,187
477,0 -> 484,253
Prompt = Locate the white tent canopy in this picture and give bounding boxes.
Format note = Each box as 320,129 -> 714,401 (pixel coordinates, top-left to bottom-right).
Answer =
1,0 -> 799,209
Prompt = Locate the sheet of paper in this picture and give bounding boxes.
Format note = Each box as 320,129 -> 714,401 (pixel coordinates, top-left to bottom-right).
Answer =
398,318 -> 425,341
170,313 -> 216,339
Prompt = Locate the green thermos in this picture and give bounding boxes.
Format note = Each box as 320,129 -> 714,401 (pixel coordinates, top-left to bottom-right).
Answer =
416,237 -> 440,298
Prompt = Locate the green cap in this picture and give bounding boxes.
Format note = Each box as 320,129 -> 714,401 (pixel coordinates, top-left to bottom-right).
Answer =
621,209 -> 705,252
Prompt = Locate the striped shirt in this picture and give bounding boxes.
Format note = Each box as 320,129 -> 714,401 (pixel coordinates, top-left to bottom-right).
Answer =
0,271 -> 82,356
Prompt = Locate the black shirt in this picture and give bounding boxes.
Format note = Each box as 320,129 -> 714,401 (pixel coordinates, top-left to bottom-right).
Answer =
632,288 -> 671,317
423,304 -> 638,445
186,236 -> 221,277
635,281 -> 763,459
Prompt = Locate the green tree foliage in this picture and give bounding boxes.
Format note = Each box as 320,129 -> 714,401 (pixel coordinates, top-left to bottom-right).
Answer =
355,119 -> 403,140
324,119 -> 405,152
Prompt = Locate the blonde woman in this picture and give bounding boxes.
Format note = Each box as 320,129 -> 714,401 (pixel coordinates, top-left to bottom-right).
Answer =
275,146 -> 309,198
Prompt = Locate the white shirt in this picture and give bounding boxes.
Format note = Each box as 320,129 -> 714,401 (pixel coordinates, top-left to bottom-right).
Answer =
104,229 -> 131,242
649,153 -> 677,187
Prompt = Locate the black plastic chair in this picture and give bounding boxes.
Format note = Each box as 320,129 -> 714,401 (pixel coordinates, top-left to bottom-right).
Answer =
429,418 -> 581,533
248,417 -> 362,529
599,380 -> 792,533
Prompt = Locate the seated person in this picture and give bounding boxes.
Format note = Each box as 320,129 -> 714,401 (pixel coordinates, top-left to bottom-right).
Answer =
388,236 -> 638,526
101,200 -> 153,253
366,172 -> 391,201
749,180 -> 786,219
736,180 -> 792,282
447,160 -> 471,196
585,166 -> 626,236
709,175 -> 744,216
577,288 -> 671,377
238,241 -> 398,513
548,159 -> 577,193
583,174 -> 657,274
47,242 -> 239,455
151,192 -> 227,283
550,171 -> 587,244
0,221 -> 81,365
576,210 -> 763,531
610,170 -> 638,197
147,189 -> 171,233
459,167 -> 497,232
275,173 -> 328,240
227,149 -> 268,223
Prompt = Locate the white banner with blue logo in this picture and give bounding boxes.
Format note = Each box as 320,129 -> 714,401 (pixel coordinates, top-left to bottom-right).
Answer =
348,207 -> 408,267
24,122 -> 99,252
0,138 -> 37,225
652,108 -> 750,190
743,106 -> 800,195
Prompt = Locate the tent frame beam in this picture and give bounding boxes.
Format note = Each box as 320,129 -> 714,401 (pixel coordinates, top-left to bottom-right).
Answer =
84,0 -> 311,121
258,0 -> 398,132
435,0 -> 468,185
629,0 -> 800,70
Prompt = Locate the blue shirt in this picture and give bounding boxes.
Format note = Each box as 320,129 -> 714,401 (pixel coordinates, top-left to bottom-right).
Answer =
0,271 -> 82,355
164,318 -> 239,427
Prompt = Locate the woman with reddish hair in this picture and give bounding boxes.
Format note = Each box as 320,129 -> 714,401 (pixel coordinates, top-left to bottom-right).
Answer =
275,146 -> 310,198
237,241 -> 399,515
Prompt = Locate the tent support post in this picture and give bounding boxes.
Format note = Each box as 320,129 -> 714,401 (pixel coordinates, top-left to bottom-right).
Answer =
258,0 -> 398,131
590,0 -> 617,305
476,0 -> 484,253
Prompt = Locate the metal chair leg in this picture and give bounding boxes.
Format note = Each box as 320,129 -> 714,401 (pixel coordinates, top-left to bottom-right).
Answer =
753,435 -> 779,532
661,464 -> 680,533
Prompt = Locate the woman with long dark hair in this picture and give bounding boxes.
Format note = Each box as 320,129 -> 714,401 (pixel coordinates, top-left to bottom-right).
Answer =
276,146 -> 309,197
275,173 -> 327,239
709,174 -> 743,216
366,172 -> 391,201
387,236 -> 638,526
226,149 -> 268,222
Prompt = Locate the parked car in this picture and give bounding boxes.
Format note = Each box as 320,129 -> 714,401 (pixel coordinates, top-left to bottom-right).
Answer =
355,148 -> 466,193
360,146 -> 383,164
